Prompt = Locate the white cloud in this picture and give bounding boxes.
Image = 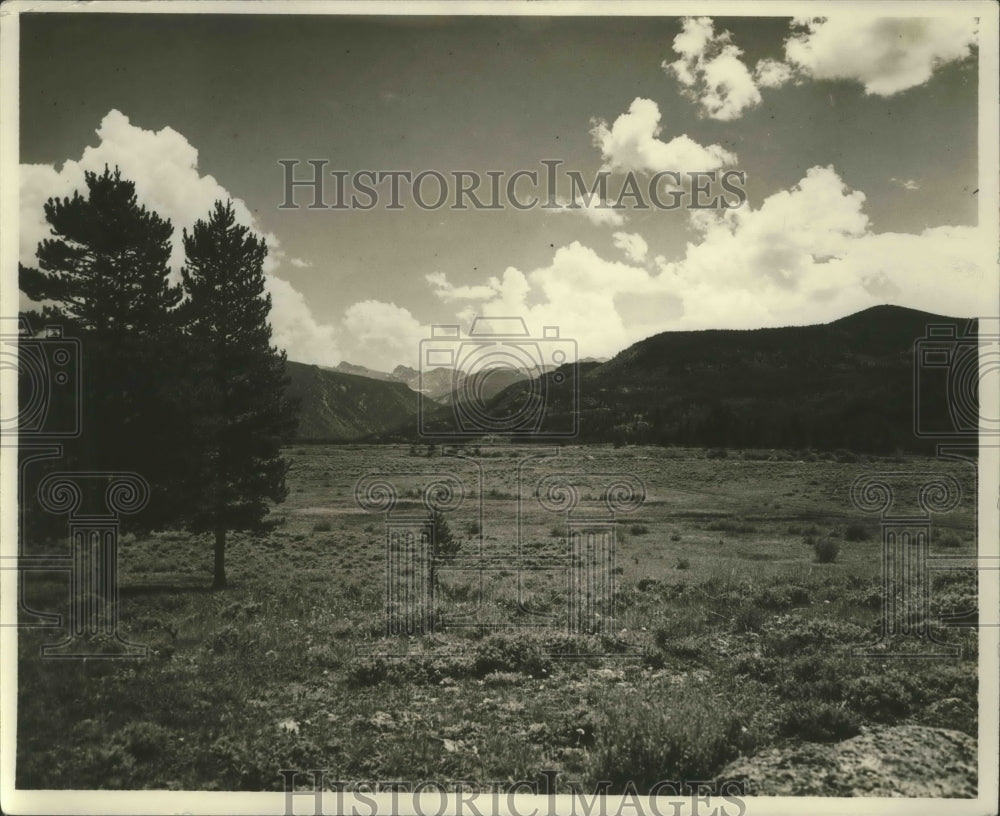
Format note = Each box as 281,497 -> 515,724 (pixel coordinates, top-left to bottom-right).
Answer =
784,17 -> 977,96
19,109 -> 341,366
425,271 -> 500,302
662,16 -> 977,123
612,231 -> 648,263
590,97 -> 737,173
341,300 -> 427,371
418,165 -> 989,360
548,196 -> 626,227
289,257 -> 312,269
754,58 -> 794,89
890,177 -> 921,191
665,17 -> 763,120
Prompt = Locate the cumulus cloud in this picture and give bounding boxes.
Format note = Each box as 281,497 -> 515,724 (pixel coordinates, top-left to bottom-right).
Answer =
341,300 -> 427,370
422,166 -> 988,360
754,58 -> 794,89
19,109 -> 341,365
612,231 -> 649,263
590,97 -> 737,173
662,16 -> 977,122
890,177 -> 921,191
424,271 -> 499,302
289,257 -> 312,269
665,17 -> 763,120
784,16 -> 977,96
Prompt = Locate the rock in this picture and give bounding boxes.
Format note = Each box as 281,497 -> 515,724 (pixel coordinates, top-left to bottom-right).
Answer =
718,725 -> 976,797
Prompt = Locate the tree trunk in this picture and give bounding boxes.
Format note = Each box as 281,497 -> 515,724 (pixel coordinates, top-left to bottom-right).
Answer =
212,527 -> 227,589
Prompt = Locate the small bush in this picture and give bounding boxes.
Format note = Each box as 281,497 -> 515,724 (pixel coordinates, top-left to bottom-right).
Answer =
467,521 -> 481,536
311,520 -> 332,533
675,558 -> 690,570
844,672 -> 922,724
844,522 -> 870,542
670,532 -> 681,542
778,701 -> 860,742
813,537 -> 840,564
938,531 -> 964,549
706,448 -> 728,459
630,524 -> 650,536
472,634 -> 551,677
347,655 -> 395,686
588,685 -> 751,791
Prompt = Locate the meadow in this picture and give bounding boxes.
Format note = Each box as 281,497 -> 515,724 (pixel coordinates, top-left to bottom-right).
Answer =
16,444 -> 979,793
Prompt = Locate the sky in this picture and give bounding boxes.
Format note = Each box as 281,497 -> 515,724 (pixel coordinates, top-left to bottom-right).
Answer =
17,10 -> 989,370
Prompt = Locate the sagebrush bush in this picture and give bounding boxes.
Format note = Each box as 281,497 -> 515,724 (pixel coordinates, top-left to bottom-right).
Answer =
812,537 -> 840,563
844,522 -> 870,542
778,700 -> 860,742
937,531 -> 964,549
472,633 -> 551,677
312,520 -> 333,532
760,613 -> 868,657
587,685 -> 751,791
843,672 -> 922,724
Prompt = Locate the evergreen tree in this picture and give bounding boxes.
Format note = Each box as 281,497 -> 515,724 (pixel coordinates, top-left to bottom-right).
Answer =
18,166 -> 187,527
20,166 -> 180,337
181,201 -> 297,588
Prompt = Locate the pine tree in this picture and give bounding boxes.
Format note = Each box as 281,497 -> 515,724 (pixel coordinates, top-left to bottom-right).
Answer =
20,166 -> 180,336
181,201 -> 297,588
18,166 -> 187,526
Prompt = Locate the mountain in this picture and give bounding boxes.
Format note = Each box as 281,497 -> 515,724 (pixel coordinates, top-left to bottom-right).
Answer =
284,361 -> 425,441
453,306 -> 974,453
322,361 -> 397,382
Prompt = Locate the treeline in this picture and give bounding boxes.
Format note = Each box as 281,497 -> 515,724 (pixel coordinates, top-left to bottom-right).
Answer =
19,167 -> 298,588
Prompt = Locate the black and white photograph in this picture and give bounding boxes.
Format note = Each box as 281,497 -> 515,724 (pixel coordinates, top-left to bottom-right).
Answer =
1,2 -> 998,814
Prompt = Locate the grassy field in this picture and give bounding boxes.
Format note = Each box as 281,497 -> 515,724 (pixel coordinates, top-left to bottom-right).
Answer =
17,444 -> 979,792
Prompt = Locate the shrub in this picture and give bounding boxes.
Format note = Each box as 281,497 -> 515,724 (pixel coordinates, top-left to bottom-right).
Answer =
778,701 -> 860,742
670,532 -> 681,542
706,448 -> 728,459
675,558 -> 690,570
311,520 -> 332,533
347,655 -> 395,686
760,613 -> 869,657
813,537 -> 840,564
587,685 -> 751,791
472,634 -> 551,677
630,524 -> 650,536
844,522 -> 870,542
843,672 -> 922,724
467,521 -> 481,536
938,531 -> 964,549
